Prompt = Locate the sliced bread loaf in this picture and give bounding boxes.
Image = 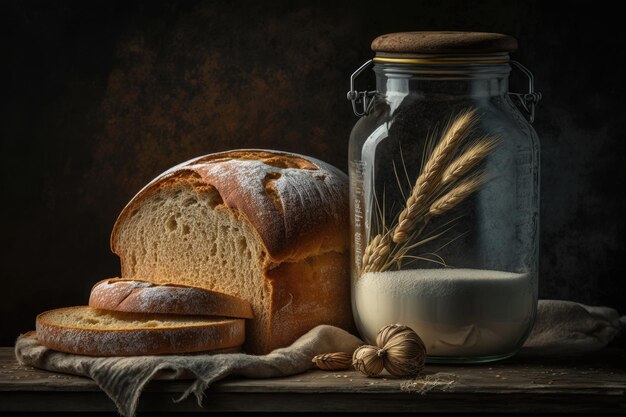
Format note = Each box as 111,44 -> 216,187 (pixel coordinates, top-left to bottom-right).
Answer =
89,278 -> 253,319
111,150 -> 353,354
36,306 -> 244,356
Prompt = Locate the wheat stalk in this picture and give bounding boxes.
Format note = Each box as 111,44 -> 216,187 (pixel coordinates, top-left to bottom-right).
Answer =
391,109 -> 478,244
360,108 -> 497,274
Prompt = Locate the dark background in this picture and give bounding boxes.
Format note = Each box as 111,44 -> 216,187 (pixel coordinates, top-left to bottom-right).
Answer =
3,0 -> 625,345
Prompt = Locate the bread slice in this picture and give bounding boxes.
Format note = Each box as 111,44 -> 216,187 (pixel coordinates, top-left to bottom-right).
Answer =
110,150 -> 353,354
36,306 -> 244,356
89,278 -> 253,319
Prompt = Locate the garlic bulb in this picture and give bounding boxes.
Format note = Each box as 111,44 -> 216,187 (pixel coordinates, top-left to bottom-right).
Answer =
353,324 -> 427,378
352,345 -> 384,376
377,324 -> 427,377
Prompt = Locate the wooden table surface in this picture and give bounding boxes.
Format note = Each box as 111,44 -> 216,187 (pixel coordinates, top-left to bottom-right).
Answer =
1,347 -> 625,413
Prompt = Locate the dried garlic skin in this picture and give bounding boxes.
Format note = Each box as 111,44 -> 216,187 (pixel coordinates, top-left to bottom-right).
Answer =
352,345 -> 384,377
376,323 -> 411,348
312,352 -> 352,371
377,324 -> 427,377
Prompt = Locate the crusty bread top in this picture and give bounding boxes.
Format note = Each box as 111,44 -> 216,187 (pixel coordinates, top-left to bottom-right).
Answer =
89,278 -> 253,319
111,150 -> 349,262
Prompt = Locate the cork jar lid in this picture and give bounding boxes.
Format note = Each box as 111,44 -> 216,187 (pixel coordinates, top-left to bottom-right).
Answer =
371,31 -> 518,55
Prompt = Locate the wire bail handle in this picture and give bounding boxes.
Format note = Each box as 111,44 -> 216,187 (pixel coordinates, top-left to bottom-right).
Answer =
346,59 -> 377,117
509,60 -> 542,123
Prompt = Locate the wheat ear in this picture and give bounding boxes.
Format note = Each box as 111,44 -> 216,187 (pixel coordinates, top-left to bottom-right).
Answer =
428,176 -> 484,217
441,138 -> 497,186
361,233 -> 391,273
392,109 -> 478,244
361,234 -> 381,270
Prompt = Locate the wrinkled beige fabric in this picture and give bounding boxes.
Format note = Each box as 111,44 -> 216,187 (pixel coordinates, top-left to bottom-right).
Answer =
521,300 -> 623,355
16,325 -> 362,417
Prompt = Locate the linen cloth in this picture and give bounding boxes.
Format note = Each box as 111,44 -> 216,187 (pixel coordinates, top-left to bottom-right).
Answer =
15,300 -> 624,416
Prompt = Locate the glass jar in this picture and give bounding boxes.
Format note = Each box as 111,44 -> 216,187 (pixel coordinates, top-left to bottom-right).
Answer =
347,32 -> 541,363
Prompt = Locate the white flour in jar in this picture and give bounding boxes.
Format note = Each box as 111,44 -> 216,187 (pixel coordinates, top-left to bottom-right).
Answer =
354,269 -> 535,358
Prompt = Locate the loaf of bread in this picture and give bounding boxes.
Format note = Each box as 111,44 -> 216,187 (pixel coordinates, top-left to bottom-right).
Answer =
111,150 -> 353,354
36,306 -> 245,356
89,278 -> 253,318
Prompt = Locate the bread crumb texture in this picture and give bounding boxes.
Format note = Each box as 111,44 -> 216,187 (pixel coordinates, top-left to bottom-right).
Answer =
36,306 -> 244,356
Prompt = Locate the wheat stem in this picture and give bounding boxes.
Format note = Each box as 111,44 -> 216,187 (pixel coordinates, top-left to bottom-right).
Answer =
392,159 -> 407,202
400,255 -> 449,268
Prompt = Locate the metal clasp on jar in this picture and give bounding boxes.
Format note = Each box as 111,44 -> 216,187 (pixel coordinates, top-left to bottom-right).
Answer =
346,60 -> 378,117
508,61 -> 542,123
